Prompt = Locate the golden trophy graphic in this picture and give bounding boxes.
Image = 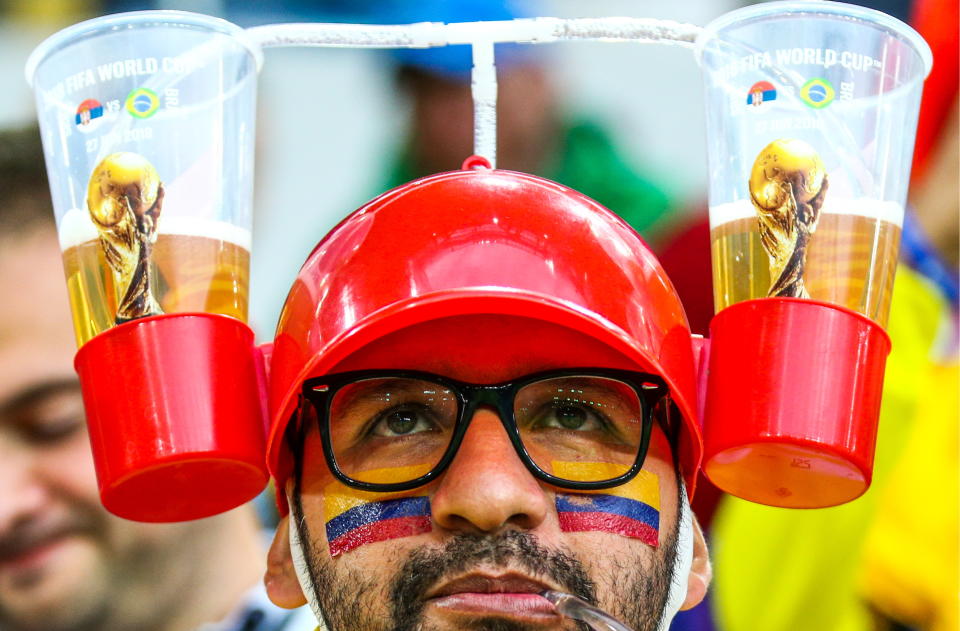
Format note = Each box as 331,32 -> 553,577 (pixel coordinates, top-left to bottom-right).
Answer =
748,138 -> 828,298
86,152 -> 165,322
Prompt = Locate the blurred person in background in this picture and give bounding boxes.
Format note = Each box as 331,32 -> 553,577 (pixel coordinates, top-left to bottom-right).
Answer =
378,0 -> 680,241
0,126 -> 314,631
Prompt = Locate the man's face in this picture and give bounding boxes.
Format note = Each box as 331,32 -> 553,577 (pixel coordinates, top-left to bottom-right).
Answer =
0,227 -> 201,631
268,316 -> 709,630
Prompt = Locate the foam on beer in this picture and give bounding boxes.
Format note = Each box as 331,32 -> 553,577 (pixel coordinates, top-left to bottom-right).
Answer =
709,198 -> 904,228
57,207 -> 252,252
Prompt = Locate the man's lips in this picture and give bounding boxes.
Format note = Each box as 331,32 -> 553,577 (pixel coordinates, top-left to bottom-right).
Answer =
426,573 -> 560,619
429,573 -> 555,598
0,535 -> 75,574
0,523 -> 79,569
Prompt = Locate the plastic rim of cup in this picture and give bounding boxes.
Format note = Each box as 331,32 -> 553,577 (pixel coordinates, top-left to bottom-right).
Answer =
24,10 -> 264,88
693,0 -> 933,78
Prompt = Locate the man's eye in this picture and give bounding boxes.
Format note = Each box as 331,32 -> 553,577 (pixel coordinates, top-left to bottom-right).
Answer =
534,404 -> 605,432
369,406 -> 436,437
24,415 -> 84,444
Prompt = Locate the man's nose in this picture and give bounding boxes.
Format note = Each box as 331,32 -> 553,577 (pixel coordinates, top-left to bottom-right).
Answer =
0,437 -> 48,531
431,408 -> 549,534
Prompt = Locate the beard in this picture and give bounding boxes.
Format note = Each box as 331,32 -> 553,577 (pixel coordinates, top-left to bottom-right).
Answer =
0,502 -> 219,631
0,500 -> 112,631
291,486 -> 680,631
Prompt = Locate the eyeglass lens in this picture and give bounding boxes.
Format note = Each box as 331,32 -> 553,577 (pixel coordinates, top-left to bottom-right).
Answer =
326,376 -> 645,485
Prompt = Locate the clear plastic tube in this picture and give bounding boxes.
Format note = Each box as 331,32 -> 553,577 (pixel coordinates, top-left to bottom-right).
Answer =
541,590 -> 635,631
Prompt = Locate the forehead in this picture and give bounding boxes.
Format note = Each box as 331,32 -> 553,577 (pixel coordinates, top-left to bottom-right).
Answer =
329,314 -> 642,382
0,229 -> 78,407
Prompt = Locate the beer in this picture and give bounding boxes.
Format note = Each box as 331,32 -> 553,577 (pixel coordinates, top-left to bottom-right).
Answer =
60,208 -> 250,347
710,199 -> 902,328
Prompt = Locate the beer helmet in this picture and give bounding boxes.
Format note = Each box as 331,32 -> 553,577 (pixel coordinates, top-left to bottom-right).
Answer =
267,161 -> 703,508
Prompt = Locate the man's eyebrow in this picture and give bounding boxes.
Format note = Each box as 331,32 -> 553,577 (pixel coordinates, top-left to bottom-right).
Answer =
0,378 -> 82,417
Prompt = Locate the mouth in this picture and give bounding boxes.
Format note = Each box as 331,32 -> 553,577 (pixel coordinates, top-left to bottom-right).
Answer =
425,572 -> 561,622
0,524 -> 79,575
0,537 -> 76,578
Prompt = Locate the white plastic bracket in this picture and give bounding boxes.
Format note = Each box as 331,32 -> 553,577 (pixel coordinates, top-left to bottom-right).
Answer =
244,17 -> 702,165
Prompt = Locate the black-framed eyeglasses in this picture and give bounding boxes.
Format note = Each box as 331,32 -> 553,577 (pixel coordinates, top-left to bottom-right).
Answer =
297,368 -> 671,493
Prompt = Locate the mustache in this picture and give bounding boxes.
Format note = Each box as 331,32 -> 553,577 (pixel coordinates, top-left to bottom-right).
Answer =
388,530 -> 596,629
0,513 -> 98,564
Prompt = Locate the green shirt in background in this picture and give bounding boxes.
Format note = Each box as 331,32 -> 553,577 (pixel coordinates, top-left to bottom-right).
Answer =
381,120 -> 676,239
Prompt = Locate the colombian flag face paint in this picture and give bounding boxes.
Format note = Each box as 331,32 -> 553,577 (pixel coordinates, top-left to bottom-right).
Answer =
553,461 -> 660,548
323,465 -> 432,557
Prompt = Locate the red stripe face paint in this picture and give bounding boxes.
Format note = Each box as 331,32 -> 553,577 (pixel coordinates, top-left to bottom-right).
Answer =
323,465 -> 432,557
552,461 -> 661,548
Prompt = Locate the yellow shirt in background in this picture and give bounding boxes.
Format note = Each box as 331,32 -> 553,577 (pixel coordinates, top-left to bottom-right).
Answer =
711,266 -> 956,631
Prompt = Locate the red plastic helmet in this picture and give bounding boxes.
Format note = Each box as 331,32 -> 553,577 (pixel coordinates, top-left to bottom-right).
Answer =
267,162 -> 702,505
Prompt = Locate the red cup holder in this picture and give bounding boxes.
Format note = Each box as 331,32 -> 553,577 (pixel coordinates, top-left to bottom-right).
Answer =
702,298 -> 890,508
75,313 -> 268,522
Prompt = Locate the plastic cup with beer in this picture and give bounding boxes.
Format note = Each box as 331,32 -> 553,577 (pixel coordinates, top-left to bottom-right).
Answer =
695,1 -> 932,508
26,11 -> 267,521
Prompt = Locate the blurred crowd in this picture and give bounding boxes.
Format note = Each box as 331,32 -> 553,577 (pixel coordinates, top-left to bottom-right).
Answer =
0,1 -> 955,631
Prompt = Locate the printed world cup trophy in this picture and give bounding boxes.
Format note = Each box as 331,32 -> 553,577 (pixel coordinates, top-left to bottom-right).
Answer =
86,152 -> 165,323
749,139 -> 828,299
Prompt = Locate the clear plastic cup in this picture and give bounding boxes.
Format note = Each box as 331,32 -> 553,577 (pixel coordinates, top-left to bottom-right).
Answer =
26,10 -> 262,347
26,12 -> 267,522
696,1 -> 931,508
697,1 -> 932,327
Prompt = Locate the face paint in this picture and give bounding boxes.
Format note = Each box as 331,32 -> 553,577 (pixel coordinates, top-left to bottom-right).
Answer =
552,461 -> 661,547
323,464 -> 432,557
